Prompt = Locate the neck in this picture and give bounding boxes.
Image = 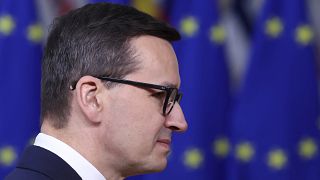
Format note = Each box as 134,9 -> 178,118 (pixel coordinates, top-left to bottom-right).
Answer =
40,119 -> 126,180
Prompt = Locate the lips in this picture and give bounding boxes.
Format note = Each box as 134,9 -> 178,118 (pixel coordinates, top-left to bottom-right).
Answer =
157,139 -> 171,149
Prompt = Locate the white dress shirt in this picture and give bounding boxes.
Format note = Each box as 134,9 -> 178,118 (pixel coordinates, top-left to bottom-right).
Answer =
34,133 -> 106,180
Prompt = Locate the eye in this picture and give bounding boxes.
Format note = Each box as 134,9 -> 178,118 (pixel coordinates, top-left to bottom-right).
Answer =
151,91 -> 166,99
151,91 -> 166,107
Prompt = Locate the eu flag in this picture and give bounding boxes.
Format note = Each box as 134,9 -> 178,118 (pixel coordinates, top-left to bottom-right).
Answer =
0,0 -> 42,178
89,0 -> 130,4
228,0 -> 320,179
131,0 -> 231,179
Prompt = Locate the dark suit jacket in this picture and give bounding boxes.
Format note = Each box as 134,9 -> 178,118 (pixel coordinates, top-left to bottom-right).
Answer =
5,145 -> 82,180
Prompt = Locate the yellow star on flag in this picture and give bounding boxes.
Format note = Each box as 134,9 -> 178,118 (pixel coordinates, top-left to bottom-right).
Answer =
133,0 -> 160,18
235,142 -> 255,162
27,23 -> 44,43
0,15 -> 15,35
209,24 -> 225,44
267,149 -> 287,170
212,137 -> 230,158
183,148 -> 203,169
180,16 -> 199,37
295,25 -> 314,45
299,138 -> 317,159
0,146 -> 17,166
265,17 -> 283,38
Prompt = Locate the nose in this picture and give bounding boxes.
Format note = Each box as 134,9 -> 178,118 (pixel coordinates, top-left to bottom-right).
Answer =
164,103 -> 188,132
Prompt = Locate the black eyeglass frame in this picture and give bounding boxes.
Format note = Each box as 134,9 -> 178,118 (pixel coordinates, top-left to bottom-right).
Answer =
71,76 -> 182,115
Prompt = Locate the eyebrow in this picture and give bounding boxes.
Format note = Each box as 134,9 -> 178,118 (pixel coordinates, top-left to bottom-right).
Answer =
162,81 -> 179,89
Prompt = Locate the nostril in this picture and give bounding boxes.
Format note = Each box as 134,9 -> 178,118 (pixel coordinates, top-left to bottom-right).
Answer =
169,126 -> 180,131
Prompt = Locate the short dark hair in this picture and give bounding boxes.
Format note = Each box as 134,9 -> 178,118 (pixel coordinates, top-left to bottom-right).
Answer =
41,2 -> 181,128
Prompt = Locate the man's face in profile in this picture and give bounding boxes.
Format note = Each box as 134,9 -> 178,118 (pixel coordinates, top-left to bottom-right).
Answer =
99,35 -> 187,176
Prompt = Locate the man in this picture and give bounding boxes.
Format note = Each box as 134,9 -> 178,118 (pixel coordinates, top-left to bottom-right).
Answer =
6,2 -> 187,180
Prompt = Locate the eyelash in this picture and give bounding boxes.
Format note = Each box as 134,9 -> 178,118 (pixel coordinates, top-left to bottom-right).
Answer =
151,91 -> 166,98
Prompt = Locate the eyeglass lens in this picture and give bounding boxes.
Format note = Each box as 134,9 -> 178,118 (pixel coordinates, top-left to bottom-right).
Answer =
165,89 -> 178,115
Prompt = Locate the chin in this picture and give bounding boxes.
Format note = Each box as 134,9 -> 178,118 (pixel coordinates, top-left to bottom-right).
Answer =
147,162 -> 167,173
127,158 -> 168,177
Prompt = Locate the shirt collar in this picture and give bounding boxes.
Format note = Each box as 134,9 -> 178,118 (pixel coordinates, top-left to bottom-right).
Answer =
34,133 -> 106,180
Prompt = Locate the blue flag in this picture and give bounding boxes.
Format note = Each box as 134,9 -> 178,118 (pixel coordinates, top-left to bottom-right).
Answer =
130,0 -> 231,179
0,0 -> 42,178
228,0 -> 320,179
89,0 -> 130,4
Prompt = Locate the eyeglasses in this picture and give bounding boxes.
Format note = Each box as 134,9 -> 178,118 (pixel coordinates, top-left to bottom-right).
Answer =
71,76 -> 182,116
99,76 -> 182,116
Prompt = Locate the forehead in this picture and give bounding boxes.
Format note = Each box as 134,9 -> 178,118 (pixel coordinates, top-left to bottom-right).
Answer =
129,35 -> 180,87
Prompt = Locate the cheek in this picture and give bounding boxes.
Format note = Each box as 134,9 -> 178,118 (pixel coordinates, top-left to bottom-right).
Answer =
104,89 -> 165,158
105,100 -> 164,156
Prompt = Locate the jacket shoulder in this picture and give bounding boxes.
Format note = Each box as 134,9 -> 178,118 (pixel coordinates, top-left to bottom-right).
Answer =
5,168 -> 51,180
5,145 -> 82,180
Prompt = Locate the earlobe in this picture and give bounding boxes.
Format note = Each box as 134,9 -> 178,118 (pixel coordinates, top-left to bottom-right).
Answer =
75,76 -> 104,123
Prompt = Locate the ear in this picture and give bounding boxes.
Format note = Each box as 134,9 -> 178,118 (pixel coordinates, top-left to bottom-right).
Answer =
74,76 -> 105,123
